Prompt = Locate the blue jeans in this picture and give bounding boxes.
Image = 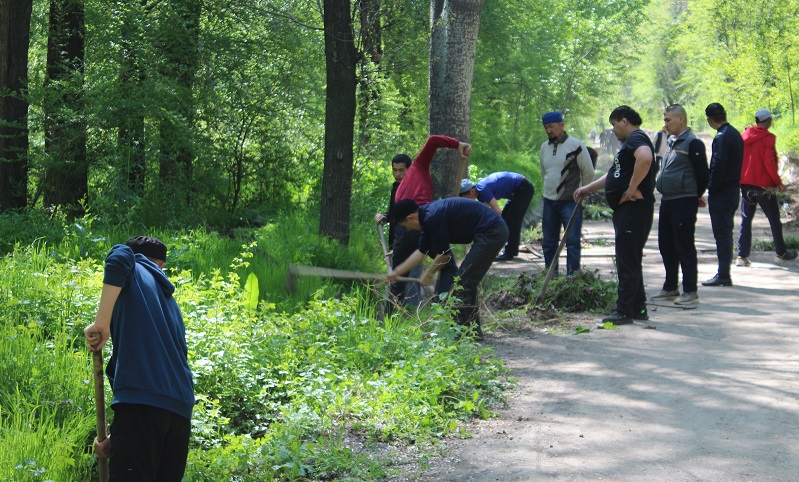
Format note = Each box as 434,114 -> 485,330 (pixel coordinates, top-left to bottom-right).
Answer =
542,199 -> 582,275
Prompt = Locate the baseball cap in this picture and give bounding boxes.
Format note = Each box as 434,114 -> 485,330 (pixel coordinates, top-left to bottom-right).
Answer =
755,108 -> 772,122
459,179 -> 475,194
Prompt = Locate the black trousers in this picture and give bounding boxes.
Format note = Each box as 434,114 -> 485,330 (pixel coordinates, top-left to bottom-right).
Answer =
738,185 -> 787,257
708,185 -> 740,278
613,200 -> 654,316
390,224 -> 457,304
109,403 -> 191,482
501,178 -> 535,257
658,196 -> 698,293
453,221 -> 509,325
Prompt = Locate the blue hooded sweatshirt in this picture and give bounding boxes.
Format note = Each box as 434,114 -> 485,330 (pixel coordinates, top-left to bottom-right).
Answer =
103,244 -> 195,419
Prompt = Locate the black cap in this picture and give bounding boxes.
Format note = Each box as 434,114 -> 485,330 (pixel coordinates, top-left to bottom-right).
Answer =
390,199 -> 419,222
125,236 -> 167,262
705,103 -> 726,118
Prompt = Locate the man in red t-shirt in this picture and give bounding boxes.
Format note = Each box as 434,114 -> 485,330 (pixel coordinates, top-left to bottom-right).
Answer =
389,136 -> 471,306
737,109 -> 797,263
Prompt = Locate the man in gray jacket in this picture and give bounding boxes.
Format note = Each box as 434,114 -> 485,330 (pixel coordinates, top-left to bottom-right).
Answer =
653,104 -> 709,305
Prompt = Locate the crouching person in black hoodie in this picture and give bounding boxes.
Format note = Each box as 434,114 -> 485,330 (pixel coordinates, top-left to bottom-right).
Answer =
388,198 -> 508,339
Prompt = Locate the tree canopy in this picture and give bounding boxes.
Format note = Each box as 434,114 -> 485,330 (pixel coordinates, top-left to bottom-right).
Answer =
0,0 -> 797,227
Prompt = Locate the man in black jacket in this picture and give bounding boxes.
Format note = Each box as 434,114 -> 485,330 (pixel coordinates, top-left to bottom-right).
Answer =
702,103 -> 744,287
388,197 -> 508,338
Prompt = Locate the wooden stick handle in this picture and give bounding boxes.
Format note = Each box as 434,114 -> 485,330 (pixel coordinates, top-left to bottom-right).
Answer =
92,343 -> 109,482
377,223 -> 392,272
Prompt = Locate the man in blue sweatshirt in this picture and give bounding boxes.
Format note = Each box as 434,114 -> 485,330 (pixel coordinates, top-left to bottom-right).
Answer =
84,236 -> 194,482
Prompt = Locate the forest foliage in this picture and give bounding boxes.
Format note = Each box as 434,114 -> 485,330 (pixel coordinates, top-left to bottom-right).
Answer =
2,0 -> 799,479
7,0 -> 795,229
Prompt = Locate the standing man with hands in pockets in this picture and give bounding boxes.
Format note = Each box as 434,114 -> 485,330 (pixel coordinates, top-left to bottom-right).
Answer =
574,106 -> 656,325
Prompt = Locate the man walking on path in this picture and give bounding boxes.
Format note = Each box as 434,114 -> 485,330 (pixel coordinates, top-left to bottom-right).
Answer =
702,103 -> 744,287
389,136 -> 471,306
84,236 -> 194,481
652,105 -> 709,305
539,111 -> 595,275
736,108 -> 797,266
574,106 -> 656,325
458,171 -> 535,262
388,197 -> 508,339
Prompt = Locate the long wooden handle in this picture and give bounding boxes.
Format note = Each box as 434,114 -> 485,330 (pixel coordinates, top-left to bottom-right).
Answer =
377,224 -> 392,272
289,264 -> 420,284
92,346 -> 109,482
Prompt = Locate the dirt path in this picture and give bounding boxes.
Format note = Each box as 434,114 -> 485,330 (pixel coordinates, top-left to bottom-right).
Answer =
413,203 -> 799,481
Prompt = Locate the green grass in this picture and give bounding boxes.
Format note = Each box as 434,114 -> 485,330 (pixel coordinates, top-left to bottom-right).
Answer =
752,235 -> 799,252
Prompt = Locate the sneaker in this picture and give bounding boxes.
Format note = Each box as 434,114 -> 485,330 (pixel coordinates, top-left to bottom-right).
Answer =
775,249 -> 798,262
736,256 -> 751,267
701,274 -> 733,287
674,292 -> 699,305
494,252 -> 514,262
632,308 -> 649,320
651,289 -> 679,300
602,310 -> 634,325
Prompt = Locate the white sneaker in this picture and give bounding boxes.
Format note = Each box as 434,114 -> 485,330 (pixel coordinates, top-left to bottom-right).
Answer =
736,256 -> 751,267
674,292 -> 699,305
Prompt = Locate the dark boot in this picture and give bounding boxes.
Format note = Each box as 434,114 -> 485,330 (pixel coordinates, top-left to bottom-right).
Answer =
455,304 -> 483,341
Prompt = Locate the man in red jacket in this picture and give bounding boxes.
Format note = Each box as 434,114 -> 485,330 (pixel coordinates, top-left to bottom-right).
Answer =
737,108 -> 797,264
389,136 -> 471,307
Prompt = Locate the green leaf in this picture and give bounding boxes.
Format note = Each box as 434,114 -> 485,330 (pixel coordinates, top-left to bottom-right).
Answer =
573,325 -> 590,335
244,272 -> 259,311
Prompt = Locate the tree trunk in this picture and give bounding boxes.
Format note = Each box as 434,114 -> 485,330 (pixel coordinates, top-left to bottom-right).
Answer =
320,0 -> 358,245
0,0 -> 33,210
429,0 -> 482,200
43,0 -> 87,215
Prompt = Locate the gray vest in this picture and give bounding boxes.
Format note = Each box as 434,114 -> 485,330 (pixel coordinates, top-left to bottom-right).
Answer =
656,129 -> 699,201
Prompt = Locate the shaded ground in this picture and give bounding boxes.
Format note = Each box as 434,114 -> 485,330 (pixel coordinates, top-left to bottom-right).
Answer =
404,193 -> 799,481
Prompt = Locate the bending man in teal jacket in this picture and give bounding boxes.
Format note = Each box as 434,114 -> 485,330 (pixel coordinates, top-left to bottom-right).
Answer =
85,236 -> 194,482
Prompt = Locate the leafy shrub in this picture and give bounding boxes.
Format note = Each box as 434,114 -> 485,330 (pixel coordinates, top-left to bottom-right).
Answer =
0,218 -> 513,481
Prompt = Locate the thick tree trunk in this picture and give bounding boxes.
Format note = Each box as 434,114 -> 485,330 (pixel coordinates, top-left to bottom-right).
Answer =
429,0 -> 482,199
320,0 -> 358,245
43,0 -> 87,214
0,0 -> 33,210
